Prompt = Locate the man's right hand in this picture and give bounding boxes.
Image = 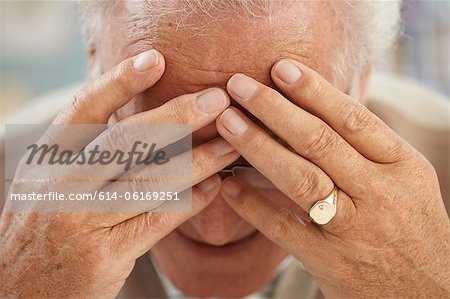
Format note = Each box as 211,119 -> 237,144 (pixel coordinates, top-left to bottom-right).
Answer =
0,49 -> 239,298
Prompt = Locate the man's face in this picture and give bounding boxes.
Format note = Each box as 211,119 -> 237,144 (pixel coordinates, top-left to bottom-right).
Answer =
97,1 -> 352,297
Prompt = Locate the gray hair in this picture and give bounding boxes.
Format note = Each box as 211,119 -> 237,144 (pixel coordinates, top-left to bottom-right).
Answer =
79,0 -> 402,82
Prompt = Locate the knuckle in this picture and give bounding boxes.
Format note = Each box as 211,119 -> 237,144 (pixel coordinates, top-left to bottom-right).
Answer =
232,130 -> 265,155
343,104 -> 378,134
66,85 -> 109,124
385,142 -> 408,162
169,97 -> 195,125
420,156 -> 436,174
144,212 -> 165,228
409,152 -> 437,180
140,212 -> 163,234
271,209 -> 300,243
271,210 -> 291,241
70,88 -> 89,112
110,63 -> 132,92
191,151 -> 207,174
324,196 -> 355,233
304,76 -> 327,101
288,169 -> 321,203
129,167 -> 166,193
261,87 -> 278,103
122,179 -> 138,194
105,126 -> 128,151
303,125 -> 335,161
153,213 -> 176,229
250,131 -> 268,149
191,186 -> 207,202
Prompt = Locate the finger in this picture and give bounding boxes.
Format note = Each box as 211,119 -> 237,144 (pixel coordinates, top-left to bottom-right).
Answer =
54,49 -> 165,125
216,107 -> 336,213
46,88 -> 230,208
192,122 -> 219,147
121,87 -> 230,128
226,73 -> 375,190
270,59 -> 408,164
100,137 -> 239,224
117,137 -> 240,193
220,177 -> 324,258
222,177 -> 355,236
111,174 -> 221,258
72,87 -> 231,184
112,87 -> 230,153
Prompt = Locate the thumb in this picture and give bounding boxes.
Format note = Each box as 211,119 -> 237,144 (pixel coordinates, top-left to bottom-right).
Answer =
109,174 -> 220,260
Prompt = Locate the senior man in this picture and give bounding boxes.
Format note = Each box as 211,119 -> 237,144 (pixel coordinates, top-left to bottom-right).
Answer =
1,0 -> 450,298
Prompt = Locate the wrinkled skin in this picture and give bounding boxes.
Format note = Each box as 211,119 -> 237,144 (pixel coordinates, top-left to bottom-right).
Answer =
1,0 -> 449,298
97,2 -> 361,296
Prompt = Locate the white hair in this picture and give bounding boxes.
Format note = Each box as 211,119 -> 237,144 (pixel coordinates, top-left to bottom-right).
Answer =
79,0 -> 402,82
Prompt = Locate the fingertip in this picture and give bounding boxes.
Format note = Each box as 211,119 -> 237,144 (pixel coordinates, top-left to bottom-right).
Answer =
215,108 -> 231,137
133,49 -> 160,72
112,49 -> 166,92
217,107 -> 249,137
208,137 -> 237,157
204,87 -> 231,109
131,49 -> 165,81
191,175 -> 222,211
225,73 -> 242,94
154,49 -> 166,71
226,73 -> 240,89
210,87 -> 230,101
271,59 -> 303,85
221,176 -> 243,198
193,87 -> 230,117
271,58 -> 304,72
132,49 -> 165,87
197,174 -> 222,194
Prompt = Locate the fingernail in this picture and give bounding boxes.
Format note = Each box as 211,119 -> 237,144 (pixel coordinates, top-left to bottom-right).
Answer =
227,74 -> 258,100
222,179 -> 242,197
274,60 -> 302,84
196,89 -> 228,114
221,109 -> 248,136
210,139 -> 235,156
198,176 -> 218,192
133,50 -> 159,72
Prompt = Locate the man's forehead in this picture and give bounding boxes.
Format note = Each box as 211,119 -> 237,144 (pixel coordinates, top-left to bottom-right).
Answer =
152,25 -> 314,93
102,0 -> 342,104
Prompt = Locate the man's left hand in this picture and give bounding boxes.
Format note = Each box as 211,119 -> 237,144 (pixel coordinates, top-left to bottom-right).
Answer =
216,59 -> 450,298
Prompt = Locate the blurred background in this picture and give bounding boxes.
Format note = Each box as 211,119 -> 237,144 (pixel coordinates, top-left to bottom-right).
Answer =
0,0 -> 449,120
0,1 -> 86,118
